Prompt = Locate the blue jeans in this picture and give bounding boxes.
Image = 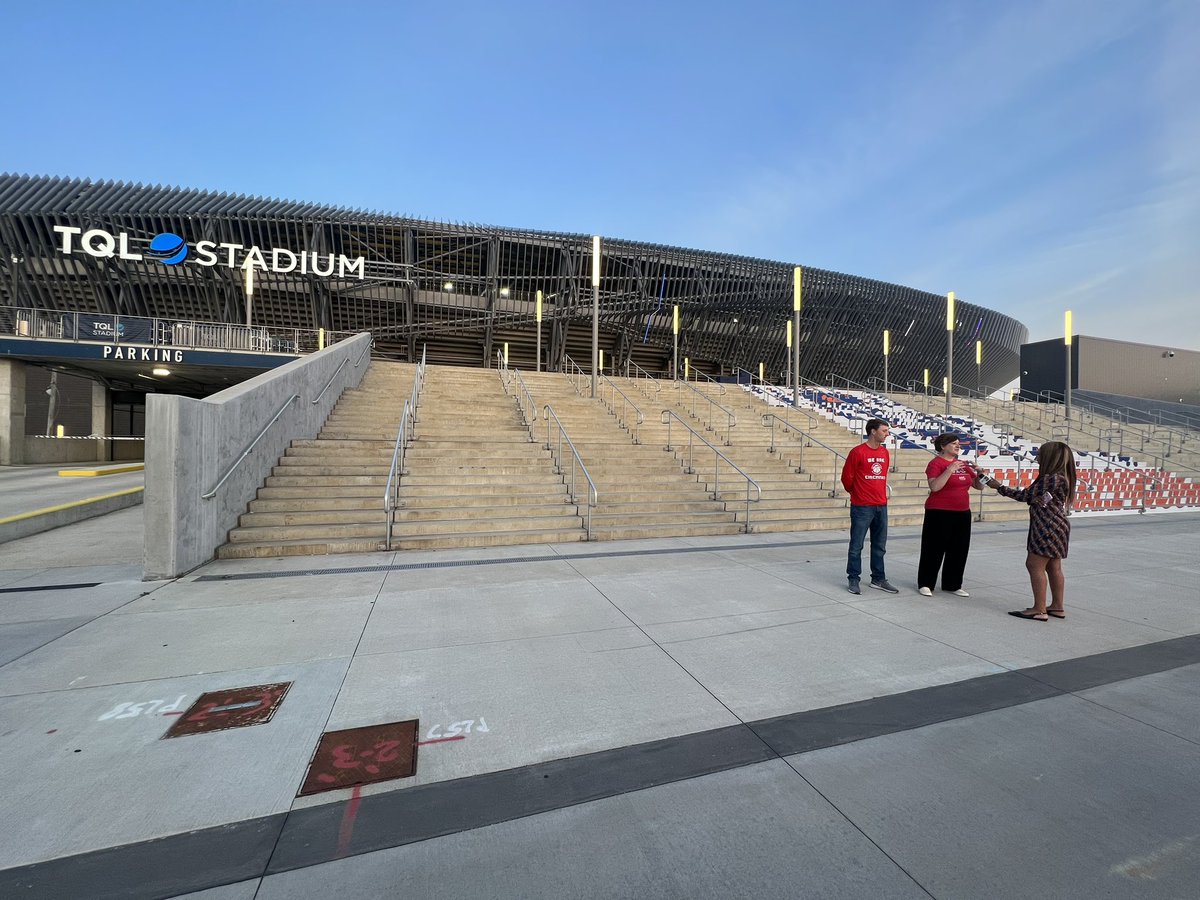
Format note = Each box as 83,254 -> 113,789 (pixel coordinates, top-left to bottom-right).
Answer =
847,504 -> 888,582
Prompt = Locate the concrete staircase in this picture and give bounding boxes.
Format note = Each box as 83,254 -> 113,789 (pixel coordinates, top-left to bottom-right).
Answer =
217,363 -> 1034,562
386,365 -> 584,549
519,372 -> 742,540
217,362 -> 418,558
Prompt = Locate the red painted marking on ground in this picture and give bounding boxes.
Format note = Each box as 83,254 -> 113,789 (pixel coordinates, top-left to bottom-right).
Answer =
162,711 -> 185,716
336,784 -> 363,857
416,735 -> 466,746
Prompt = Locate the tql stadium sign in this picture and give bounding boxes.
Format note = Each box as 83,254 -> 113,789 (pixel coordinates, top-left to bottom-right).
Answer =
51,225 -> 366,280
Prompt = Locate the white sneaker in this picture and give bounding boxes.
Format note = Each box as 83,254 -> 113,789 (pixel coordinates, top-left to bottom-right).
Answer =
948,588 -> 970,597
918,586 -> 933,597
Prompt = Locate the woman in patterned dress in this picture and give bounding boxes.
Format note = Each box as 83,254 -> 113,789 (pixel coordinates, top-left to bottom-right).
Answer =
980,441 -> 1077,622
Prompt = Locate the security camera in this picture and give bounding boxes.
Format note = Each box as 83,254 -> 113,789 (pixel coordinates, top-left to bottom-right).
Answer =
1168,351 -> 1175,358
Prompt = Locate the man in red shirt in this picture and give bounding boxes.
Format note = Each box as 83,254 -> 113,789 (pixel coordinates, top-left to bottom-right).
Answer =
841,418 -> 898,594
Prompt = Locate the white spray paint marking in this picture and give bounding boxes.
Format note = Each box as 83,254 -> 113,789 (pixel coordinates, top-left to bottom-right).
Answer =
1109,834 -> 1199,880
426,718 -> 490,740
97,695 -> 188,721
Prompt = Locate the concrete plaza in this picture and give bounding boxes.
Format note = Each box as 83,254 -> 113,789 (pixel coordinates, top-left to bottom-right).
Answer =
0,506 -> 1198,899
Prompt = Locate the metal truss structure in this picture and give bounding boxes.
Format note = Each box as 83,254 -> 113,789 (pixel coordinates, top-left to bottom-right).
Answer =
0,174 -> 1027,389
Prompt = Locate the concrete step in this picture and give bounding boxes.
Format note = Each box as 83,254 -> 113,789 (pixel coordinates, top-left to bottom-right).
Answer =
216,537 -> 388,558
249,497 -> 383,512
588,522 -> 743,540
389,527 -> 587,551
243,502 -> 580,528
230,512 -> 583,543
590,510 -> 735,527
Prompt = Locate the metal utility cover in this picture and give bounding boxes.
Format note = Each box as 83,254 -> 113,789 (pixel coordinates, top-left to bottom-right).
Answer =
298,720 -> 419,796
163,682 -> 292,739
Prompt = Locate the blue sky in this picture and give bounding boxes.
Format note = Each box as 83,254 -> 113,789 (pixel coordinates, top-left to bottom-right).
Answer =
2,0 -> 1196,349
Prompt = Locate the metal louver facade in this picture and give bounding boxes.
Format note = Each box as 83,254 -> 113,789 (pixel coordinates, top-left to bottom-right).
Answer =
0,173 -> 1027,390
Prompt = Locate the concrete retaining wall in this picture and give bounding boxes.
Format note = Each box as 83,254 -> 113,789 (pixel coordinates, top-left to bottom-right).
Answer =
23,438 -> 115,464
143,333 -> 372,579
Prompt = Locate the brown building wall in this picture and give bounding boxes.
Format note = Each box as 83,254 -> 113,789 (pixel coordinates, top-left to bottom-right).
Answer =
1076,337 -> 1200,405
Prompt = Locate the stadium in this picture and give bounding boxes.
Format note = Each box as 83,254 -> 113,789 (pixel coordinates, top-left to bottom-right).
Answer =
0,173 -> 1027,395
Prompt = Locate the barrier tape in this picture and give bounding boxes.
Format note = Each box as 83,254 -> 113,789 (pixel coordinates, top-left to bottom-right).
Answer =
29,435 -> 146,440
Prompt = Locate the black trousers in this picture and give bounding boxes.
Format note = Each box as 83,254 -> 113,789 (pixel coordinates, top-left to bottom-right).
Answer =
917,509 -> 972,591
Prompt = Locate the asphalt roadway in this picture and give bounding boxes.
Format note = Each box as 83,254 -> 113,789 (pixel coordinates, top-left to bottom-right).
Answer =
0,504 -> 1198,899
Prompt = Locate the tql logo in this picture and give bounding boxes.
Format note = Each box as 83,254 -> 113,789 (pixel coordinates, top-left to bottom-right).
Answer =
146,233 -> 188,265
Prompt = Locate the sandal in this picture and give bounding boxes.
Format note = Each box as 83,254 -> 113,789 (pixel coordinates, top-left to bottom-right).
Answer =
1008,609 -> 1049,622
1047,609 -> 1065,619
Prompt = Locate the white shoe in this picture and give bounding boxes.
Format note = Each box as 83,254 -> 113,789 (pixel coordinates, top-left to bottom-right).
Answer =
948,588 -> 970,597
918,586 -> 933,597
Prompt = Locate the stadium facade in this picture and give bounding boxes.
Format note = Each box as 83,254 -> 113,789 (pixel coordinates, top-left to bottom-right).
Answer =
0,173 -> 1027,391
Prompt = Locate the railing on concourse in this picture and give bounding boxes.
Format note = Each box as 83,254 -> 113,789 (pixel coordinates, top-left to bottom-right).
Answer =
2,306 -> 361,356
542,405 -> 597,538
661,410 -> 760,532
384,345 -> 427,547
598,374 -> 644,444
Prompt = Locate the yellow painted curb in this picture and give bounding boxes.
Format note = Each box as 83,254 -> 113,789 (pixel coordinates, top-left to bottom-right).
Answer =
59,464 -> 145,477
0,487 -> 145,525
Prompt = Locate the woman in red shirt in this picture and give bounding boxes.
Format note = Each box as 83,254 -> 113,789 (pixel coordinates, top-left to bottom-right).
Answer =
917,433 -> 985,597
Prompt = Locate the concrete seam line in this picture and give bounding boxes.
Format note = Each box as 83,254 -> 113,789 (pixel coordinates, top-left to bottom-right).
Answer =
0,486 -> 145,524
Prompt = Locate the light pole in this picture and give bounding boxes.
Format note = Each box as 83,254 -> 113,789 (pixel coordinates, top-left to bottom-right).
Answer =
882,329 -> 890,393
672,304 -> 680,381
536,289 -> 543,373
1064,309 -> 1073,442
591,236 -> 600,398
975,339 -> 982,396
945,291 -> 955,416
242,260 -> 255,327
785,320 -> 792,396
791,266 -> 802,409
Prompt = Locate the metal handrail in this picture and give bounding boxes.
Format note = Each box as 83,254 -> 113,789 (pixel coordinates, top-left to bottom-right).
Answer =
562,354 -> 592,397
201,393 -> 299,500
674,377 -> 737,445
759,413 -> 848,494
598,374 -> 644,444
628,361 -> 662,397
543,404 -> 598,538
732,366 -> 774,390
384,399 -> 413,545
742,385 -> 818,430
691,368 -> 726,394
384,345 -> 427,545
354,340 -> 372,368
1008,387 -> 1184,462
510,368 -> 538,441
311,357 -> 349,404
496,348 -> 506,372
661,410 -> 760,531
